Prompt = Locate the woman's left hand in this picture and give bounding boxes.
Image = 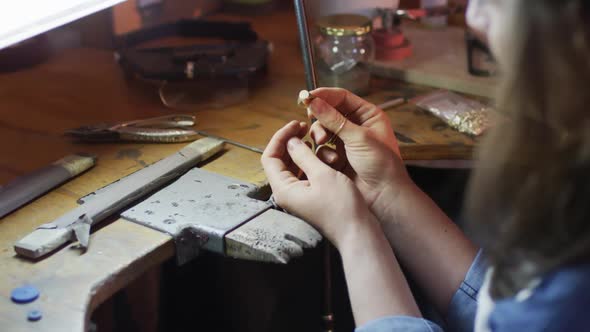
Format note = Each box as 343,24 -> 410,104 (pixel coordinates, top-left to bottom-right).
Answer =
261,120 -> 376,248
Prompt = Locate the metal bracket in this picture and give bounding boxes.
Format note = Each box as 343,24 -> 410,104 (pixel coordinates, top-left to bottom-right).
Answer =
174,227 -> 209,265
121,168 -> 272,265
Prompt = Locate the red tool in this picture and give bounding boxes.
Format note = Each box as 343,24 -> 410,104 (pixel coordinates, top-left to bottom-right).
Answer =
373,8 -> 426,61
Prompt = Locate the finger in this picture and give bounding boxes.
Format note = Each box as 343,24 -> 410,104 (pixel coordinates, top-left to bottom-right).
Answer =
336,137 -> 357,180
310,88 -> 381,125
307,97 -> 367,146
262,120 -> 302,160
333,137 -> 348,172
262,157 -> 300,193
286,152 -> 298,176
317,145 -> 348,174
293,141 -> 314,179
297,121 -> 309,139
286,137 -> 330,182
262,121 -> 304,190
310,121 -> 329,145
272,122 -> 311,178
306,108 -> 314,121
316,145 -> 339,166
309,88 -> 364,115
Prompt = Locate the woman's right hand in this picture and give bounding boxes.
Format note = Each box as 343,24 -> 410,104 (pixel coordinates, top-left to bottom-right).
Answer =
307,88 -> 414,213
308,89 -> 479,314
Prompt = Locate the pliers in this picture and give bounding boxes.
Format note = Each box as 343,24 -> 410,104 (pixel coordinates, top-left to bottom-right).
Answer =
66,114 -> 200,143
66,114 -> 264,153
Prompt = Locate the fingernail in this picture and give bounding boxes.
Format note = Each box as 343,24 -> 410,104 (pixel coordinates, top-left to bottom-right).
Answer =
287,137 -> 302,150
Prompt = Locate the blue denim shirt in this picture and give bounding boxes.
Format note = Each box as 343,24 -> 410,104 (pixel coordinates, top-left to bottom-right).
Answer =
356,251 -> 590,332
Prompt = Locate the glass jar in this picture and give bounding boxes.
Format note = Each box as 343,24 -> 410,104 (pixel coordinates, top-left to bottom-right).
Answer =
314,14 -> 375,96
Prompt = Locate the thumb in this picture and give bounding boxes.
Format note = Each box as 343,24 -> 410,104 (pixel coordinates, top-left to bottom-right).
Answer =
286,137 -> 331,182
308,97 -> 366,146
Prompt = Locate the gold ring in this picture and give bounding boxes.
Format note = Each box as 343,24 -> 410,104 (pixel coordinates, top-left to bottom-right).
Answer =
334,118 -> 347,136
326,118 -> 347,145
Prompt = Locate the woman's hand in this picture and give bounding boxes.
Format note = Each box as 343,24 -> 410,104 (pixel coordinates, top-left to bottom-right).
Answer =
262,121 -> 423,323
261,120 -> 376,248
307,88 -> 413,214
292,89 -> 477,316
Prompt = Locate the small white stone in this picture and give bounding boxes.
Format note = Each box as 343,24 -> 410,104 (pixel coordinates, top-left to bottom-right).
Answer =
297,90 -> 313,108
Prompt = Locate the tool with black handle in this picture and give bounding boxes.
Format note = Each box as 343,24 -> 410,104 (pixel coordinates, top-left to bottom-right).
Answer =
0,154 -> 96,219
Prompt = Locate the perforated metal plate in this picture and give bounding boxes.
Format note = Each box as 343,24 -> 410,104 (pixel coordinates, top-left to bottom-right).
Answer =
121,168 -> 271,264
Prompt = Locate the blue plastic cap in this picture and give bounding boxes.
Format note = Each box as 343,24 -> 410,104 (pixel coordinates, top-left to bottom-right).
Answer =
11,286 -> 40,304
27,309 -> 42,322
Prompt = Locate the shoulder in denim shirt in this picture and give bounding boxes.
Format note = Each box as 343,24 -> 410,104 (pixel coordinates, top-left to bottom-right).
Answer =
356,251 -> 590,332
487,261 -> 590,331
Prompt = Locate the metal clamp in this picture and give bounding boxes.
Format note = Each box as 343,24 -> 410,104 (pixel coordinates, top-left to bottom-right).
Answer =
121,168 -> 272,265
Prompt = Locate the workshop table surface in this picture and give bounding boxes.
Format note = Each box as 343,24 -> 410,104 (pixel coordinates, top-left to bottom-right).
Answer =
0,6 -> 478,332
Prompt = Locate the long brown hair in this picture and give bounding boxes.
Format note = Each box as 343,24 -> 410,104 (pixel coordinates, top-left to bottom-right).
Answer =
465,0 -> 590,299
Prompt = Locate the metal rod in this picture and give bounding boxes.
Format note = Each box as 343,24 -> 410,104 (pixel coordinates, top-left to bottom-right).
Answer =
378,97 -> 406,110
294,1 -> 334,330
322,242 -> 335,332
294,0 -> 318,90
195,130 -> 264,154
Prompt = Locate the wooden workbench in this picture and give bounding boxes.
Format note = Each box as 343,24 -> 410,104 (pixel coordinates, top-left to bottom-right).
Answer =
0,7 -> 477,332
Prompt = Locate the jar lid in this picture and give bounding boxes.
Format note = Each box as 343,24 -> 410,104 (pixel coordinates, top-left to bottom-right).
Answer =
317,14 -> 372,37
